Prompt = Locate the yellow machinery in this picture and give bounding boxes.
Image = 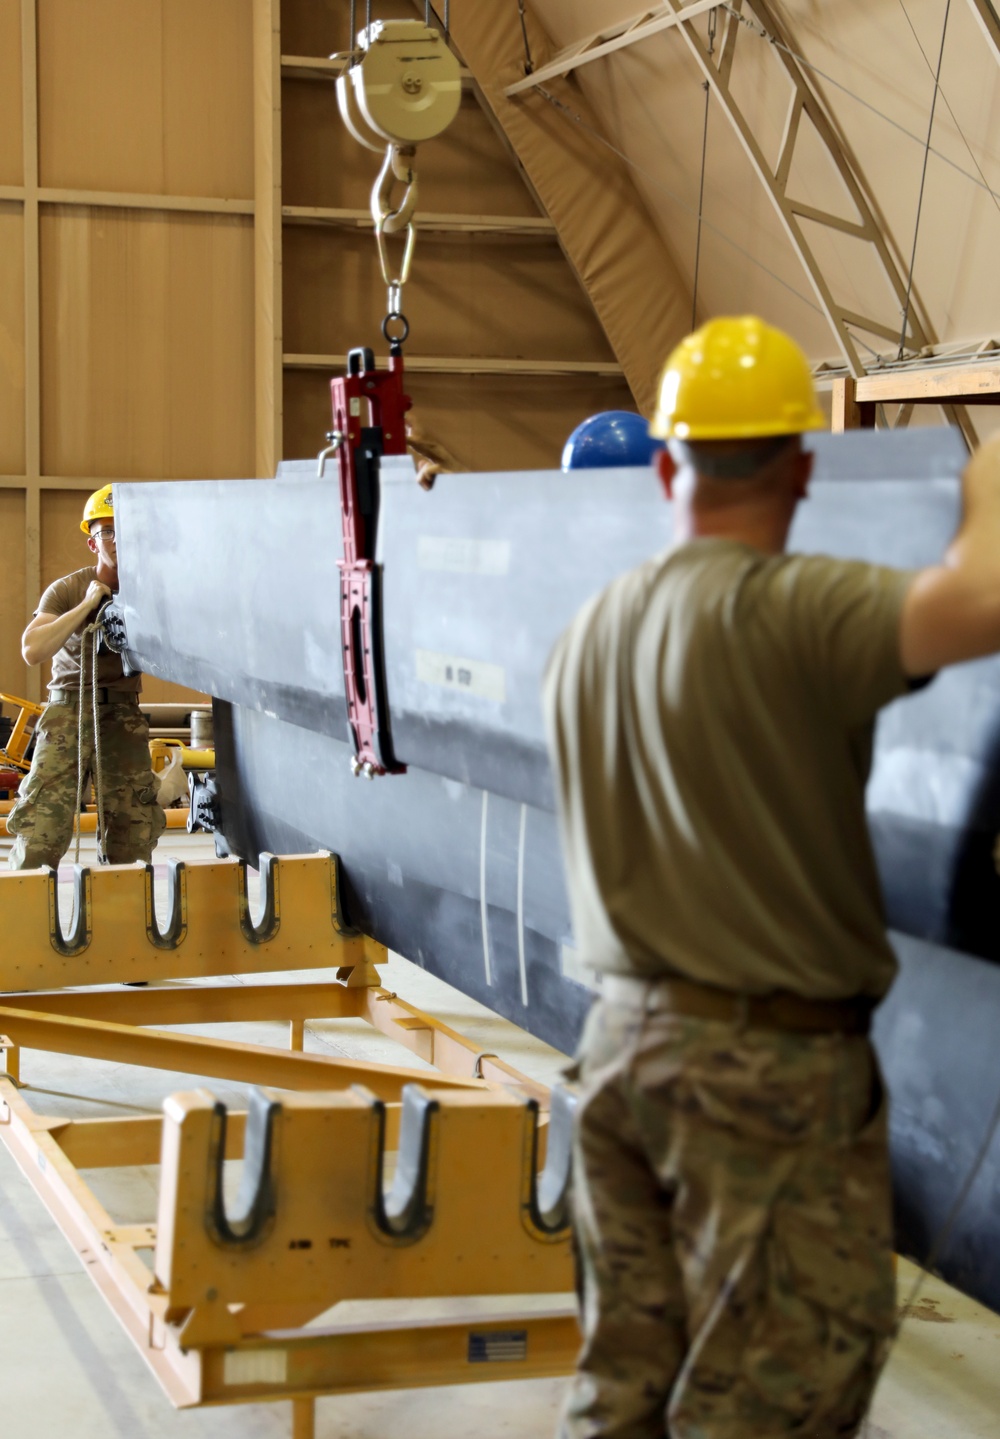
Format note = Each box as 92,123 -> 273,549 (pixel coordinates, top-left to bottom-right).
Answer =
0,848 -> 577,1438
0,690 -> 43,772
0,693 -> 212,822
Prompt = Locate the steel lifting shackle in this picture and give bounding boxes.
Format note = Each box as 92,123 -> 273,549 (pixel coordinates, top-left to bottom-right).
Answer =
335,18 -> 461,348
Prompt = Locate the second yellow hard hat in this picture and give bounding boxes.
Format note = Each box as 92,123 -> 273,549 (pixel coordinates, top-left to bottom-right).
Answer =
81,484 -> 114,535
650,315 -> 825,441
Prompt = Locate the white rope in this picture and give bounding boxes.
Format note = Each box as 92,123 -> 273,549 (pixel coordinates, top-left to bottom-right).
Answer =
73,632 -> 87,867
91,619 -> 107,863
72,614 -> 109,867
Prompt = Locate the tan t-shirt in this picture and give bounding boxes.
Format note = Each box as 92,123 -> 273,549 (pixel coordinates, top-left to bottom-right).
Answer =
543,539 -> 915,1000
37,567 -> 140,696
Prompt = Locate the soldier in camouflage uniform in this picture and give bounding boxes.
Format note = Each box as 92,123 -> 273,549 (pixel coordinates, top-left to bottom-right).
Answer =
544,318 -> 1000,1437
6,484 -> 164,870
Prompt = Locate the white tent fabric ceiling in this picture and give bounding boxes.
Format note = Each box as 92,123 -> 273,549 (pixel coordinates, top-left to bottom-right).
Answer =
525,0 -> 1000,393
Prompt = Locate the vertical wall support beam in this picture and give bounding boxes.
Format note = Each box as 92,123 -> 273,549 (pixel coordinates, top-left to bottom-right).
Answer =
253,0 -> 282,479
830,377 -> 875,432
21,0 -> 41,701
446,4 -> 691,415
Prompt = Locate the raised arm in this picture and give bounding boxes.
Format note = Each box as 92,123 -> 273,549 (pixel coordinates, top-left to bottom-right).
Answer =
900,436 -> 1000,676
21,581 -> 110,667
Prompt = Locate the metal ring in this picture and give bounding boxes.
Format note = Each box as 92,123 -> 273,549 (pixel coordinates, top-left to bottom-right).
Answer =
382,311 -> 410,345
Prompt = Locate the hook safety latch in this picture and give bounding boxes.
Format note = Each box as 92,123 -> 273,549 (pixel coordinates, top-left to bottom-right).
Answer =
373,144 -> 418,236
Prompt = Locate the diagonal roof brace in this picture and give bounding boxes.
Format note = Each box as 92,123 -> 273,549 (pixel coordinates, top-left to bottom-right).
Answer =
504,0 -> 721,96
966,0 -> 1000,58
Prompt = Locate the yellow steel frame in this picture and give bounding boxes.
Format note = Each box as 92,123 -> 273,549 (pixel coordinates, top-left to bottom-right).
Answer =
0,850 -> 385,988
0,861 -> 577,1437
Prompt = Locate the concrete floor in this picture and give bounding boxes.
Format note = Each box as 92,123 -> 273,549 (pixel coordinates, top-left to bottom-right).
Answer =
0,828 -> 997,1438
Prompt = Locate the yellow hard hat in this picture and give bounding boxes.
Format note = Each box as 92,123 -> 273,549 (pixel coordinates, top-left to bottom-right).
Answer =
81,484 -> 114,535
650,316 -> 825,441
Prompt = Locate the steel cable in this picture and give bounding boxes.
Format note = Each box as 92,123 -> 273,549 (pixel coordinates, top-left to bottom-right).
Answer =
691,80 -> 711,331
719,3 -> 999,205
535,85 -> 827,322
897,0 -> 952,358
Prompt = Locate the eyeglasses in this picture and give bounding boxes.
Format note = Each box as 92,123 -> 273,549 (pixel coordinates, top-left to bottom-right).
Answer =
92,527 -> 115,540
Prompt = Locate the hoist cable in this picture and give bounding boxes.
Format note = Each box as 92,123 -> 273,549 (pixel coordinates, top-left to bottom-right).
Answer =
691,81 -> 711,332
73,617 -> 108,867
426,3 -> 451,42
349,0 -> 356,49
896,0 -> 1000,225
719,3 -> 999,205
897,0 -> 952,359
518,0 -> 534,75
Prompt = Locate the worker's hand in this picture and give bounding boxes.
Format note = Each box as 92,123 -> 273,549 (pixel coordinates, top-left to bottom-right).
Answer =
415,459 -> 441,491
84,579 -> 112,609
961,434 -> 1000,514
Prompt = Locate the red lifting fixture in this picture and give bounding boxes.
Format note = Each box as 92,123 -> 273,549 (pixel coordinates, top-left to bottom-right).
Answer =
329,346 -> 411,778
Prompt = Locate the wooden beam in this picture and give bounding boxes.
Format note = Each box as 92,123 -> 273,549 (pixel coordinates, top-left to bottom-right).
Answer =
39,188 -> 254,215
281,54 -> 474,86
854,364 -> 1000,405
830,377 -> 876,432
282,206 -> 557,237
21,0 -> 40,703
254,0 -> 283,477
283,354 -> 624,377
1,185 -> 254,214
829,362 -> 1000,429
0,475 -> 172,490
280,53 -> 346,79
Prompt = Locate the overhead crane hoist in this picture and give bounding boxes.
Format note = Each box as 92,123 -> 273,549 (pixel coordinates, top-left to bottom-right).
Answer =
334,15 -> 461,351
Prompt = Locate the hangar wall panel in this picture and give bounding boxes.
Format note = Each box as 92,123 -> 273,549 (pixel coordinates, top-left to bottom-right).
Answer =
37,0 -> 253,197
0,490 -> 26,695
0,0 -> 257,704
282,227 -> 618,364
0,1 -> 22,185
0,204 -> 25,477
40,207 -> 255,480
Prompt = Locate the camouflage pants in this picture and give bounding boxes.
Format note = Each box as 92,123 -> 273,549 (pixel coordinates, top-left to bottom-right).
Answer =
560,995 -> 895,1439
6,700 -> 165,869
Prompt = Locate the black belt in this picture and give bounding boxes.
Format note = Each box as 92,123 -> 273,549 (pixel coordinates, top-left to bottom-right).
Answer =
47,687 -> 139,707
601,973 -> 874,1035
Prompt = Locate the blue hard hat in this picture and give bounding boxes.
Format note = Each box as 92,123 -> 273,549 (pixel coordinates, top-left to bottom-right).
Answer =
561,411 -> 665,471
